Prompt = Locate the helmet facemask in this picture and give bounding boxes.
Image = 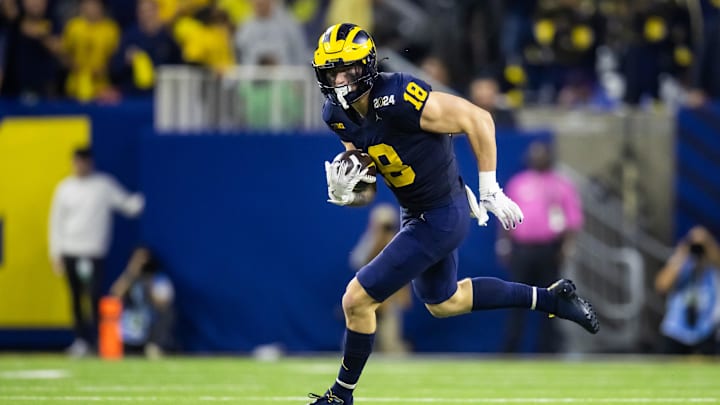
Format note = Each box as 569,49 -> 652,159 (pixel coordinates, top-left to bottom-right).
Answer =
312,23 -> 379,109
314,53 -> 378,109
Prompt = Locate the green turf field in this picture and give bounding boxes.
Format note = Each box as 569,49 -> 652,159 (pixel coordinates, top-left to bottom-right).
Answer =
0,354 -> 718,404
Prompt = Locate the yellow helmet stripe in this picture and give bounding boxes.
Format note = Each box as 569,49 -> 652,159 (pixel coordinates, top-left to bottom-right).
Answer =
321,24 -> 344,54
330,23 -> 342,43
345,26 -> 362,44
321,24 -> 361,55
314,23 -> 374,67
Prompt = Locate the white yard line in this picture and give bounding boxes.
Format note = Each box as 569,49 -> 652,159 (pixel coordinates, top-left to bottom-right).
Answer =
0,396 -> 161,402
0,396 -> 716,403
0,369 -> 70,379
237,397 -> 718,403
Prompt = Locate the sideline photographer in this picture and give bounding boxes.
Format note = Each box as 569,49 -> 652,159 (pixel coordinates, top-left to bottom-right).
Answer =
655,226 -> 720,355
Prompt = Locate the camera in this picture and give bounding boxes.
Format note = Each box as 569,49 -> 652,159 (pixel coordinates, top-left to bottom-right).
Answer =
689,242 -> 706,258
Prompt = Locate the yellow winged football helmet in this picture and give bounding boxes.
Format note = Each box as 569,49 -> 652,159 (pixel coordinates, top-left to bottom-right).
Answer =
312,23 -> 378,108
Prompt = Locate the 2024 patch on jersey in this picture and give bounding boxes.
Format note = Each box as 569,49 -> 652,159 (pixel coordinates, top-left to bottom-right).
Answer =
323,72 -> 464,211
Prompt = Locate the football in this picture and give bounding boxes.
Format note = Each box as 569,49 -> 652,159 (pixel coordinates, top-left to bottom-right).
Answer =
332,149 -> 377,191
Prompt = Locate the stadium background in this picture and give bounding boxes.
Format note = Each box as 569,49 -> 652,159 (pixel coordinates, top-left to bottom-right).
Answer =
0,100 -> 550,352
0,0 -> 719,357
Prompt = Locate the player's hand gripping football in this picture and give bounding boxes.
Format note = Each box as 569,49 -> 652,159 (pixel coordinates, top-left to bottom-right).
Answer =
324,159 -> 376,206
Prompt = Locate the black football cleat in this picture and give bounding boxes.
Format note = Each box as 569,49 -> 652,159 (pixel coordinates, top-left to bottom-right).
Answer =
547,279 -> 600,334
308,390 -> 351,405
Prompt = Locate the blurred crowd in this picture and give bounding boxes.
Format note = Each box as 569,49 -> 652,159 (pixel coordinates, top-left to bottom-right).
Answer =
1,0 -> 719,109
0,0 -> 311,103
401,0 -> 720,110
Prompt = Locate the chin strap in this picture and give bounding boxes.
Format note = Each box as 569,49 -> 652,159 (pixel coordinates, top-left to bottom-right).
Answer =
334,86 -> 351,109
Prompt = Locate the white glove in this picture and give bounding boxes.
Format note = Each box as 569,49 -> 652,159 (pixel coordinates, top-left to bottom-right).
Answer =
324,159 -> 376,206
465,185 -> 490,226
480,186 -> 523,230
467,171 -> 524,230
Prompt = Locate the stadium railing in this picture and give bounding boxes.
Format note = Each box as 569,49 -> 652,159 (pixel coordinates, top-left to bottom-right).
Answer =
560,163 -> 673,353
154,47 -> 459,134
155,65 -> 326,132
521,107 -> 676,352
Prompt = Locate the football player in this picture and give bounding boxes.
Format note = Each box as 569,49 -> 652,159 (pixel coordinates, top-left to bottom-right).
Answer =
309,23 -> 599,405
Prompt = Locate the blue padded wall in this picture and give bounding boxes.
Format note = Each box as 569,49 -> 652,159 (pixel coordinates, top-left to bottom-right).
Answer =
139,131 -> 550,353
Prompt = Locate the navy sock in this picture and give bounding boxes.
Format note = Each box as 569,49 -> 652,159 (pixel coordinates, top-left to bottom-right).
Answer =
471,277 -> 555,312
330,329 -> 375,399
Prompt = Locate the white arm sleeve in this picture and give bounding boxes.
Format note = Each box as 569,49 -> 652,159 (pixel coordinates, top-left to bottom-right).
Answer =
105,175 -> 145,217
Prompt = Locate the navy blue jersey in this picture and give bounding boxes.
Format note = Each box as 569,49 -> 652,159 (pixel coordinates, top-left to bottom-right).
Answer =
323,72 -> 464,211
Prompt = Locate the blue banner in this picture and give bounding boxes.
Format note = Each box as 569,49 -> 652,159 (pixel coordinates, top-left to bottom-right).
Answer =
675,103 -> 720,240
0,99 -> 551,353
139,131 -> 550,353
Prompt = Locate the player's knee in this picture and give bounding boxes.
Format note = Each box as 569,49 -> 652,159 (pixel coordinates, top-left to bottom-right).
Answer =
425,302 -> 455,318
425,295 -> 462,318
425,279 -> 473,318
341,290 -> 358,313
341,278 -> 376,317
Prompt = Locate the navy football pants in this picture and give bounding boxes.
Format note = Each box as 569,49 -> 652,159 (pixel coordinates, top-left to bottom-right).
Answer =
357,192 -> 470,304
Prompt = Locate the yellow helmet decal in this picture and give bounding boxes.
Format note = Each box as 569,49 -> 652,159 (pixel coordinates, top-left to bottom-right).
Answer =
313,23 -> 374,67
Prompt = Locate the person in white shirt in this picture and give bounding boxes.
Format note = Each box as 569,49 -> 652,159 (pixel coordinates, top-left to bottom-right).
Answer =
49,147 -> 144,357
234,0 -> 308,66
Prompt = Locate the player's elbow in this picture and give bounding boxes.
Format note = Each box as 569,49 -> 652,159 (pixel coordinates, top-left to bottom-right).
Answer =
461,106 -> 495,141
473,108 -> 495,137
475,107 -> 493,124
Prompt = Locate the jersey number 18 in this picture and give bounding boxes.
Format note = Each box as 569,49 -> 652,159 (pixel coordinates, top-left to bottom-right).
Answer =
403,82 -> 428,111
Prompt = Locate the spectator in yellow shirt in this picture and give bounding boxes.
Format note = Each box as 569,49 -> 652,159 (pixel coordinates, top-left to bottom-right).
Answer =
201,7 -> 235,73
61,0 -> 120,101
174,5 -> 235,74
155,0 -> 210,24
